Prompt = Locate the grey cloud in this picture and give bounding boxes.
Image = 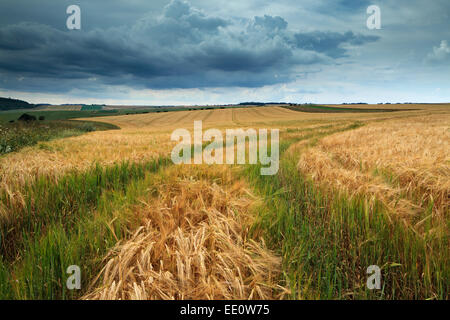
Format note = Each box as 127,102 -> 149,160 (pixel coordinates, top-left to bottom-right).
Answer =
316,0 -> 374,14
0,22 -> 49,50
253,15 -> 288,31
293,31 -> 379,58
0,0 -> 380,93
426,40 -> 450,64
335,0 -> 373,11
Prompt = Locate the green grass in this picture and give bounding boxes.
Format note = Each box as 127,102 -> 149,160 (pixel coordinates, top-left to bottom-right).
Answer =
0,120 -> 118,156
0,157 -> 171,299
0,107 -> 200,123
80,105 -> 104,111
243,123 -> 448,300
0,110 -> 123,123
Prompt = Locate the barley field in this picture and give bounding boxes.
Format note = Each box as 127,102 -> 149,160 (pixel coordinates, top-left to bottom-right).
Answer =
0,104 -> 448,300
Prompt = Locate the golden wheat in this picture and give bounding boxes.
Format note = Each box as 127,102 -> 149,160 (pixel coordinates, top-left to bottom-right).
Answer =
1,104 -> 449,300
298,114 -> 450,233
83,165 -> 285,300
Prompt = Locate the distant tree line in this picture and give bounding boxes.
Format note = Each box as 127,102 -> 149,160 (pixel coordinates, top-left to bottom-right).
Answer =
239,102 -> 290,106
0,97 -> 35,111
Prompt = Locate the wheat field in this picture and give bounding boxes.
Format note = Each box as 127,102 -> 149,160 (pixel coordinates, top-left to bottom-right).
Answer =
299,114 -> 449,226
0,104 -> 442,186
0,104 -> 448,300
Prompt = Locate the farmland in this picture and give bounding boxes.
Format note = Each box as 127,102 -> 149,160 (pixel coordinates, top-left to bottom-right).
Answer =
0,104 -> 448,300
0,120 -> 118,156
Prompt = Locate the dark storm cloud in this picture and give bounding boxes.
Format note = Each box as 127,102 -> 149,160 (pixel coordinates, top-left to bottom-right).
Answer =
0,0 -> 379,93
0,0 -> 168,30
0,23 -> 48,51
293,31 -> 379,58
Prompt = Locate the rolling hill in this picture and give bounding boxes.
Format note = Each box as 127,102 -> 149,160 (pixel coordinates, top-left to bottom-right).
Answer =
0,97 -> 35,111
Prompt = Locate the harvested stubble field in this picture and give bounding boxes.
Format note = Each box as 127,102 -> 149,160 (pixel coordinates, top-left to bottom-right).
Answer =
0,104 -> 448,300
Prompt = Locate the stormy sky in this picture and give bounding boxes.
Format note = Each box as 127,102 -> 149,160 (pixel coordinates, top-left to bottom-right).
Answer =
0,0 -> 449,105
